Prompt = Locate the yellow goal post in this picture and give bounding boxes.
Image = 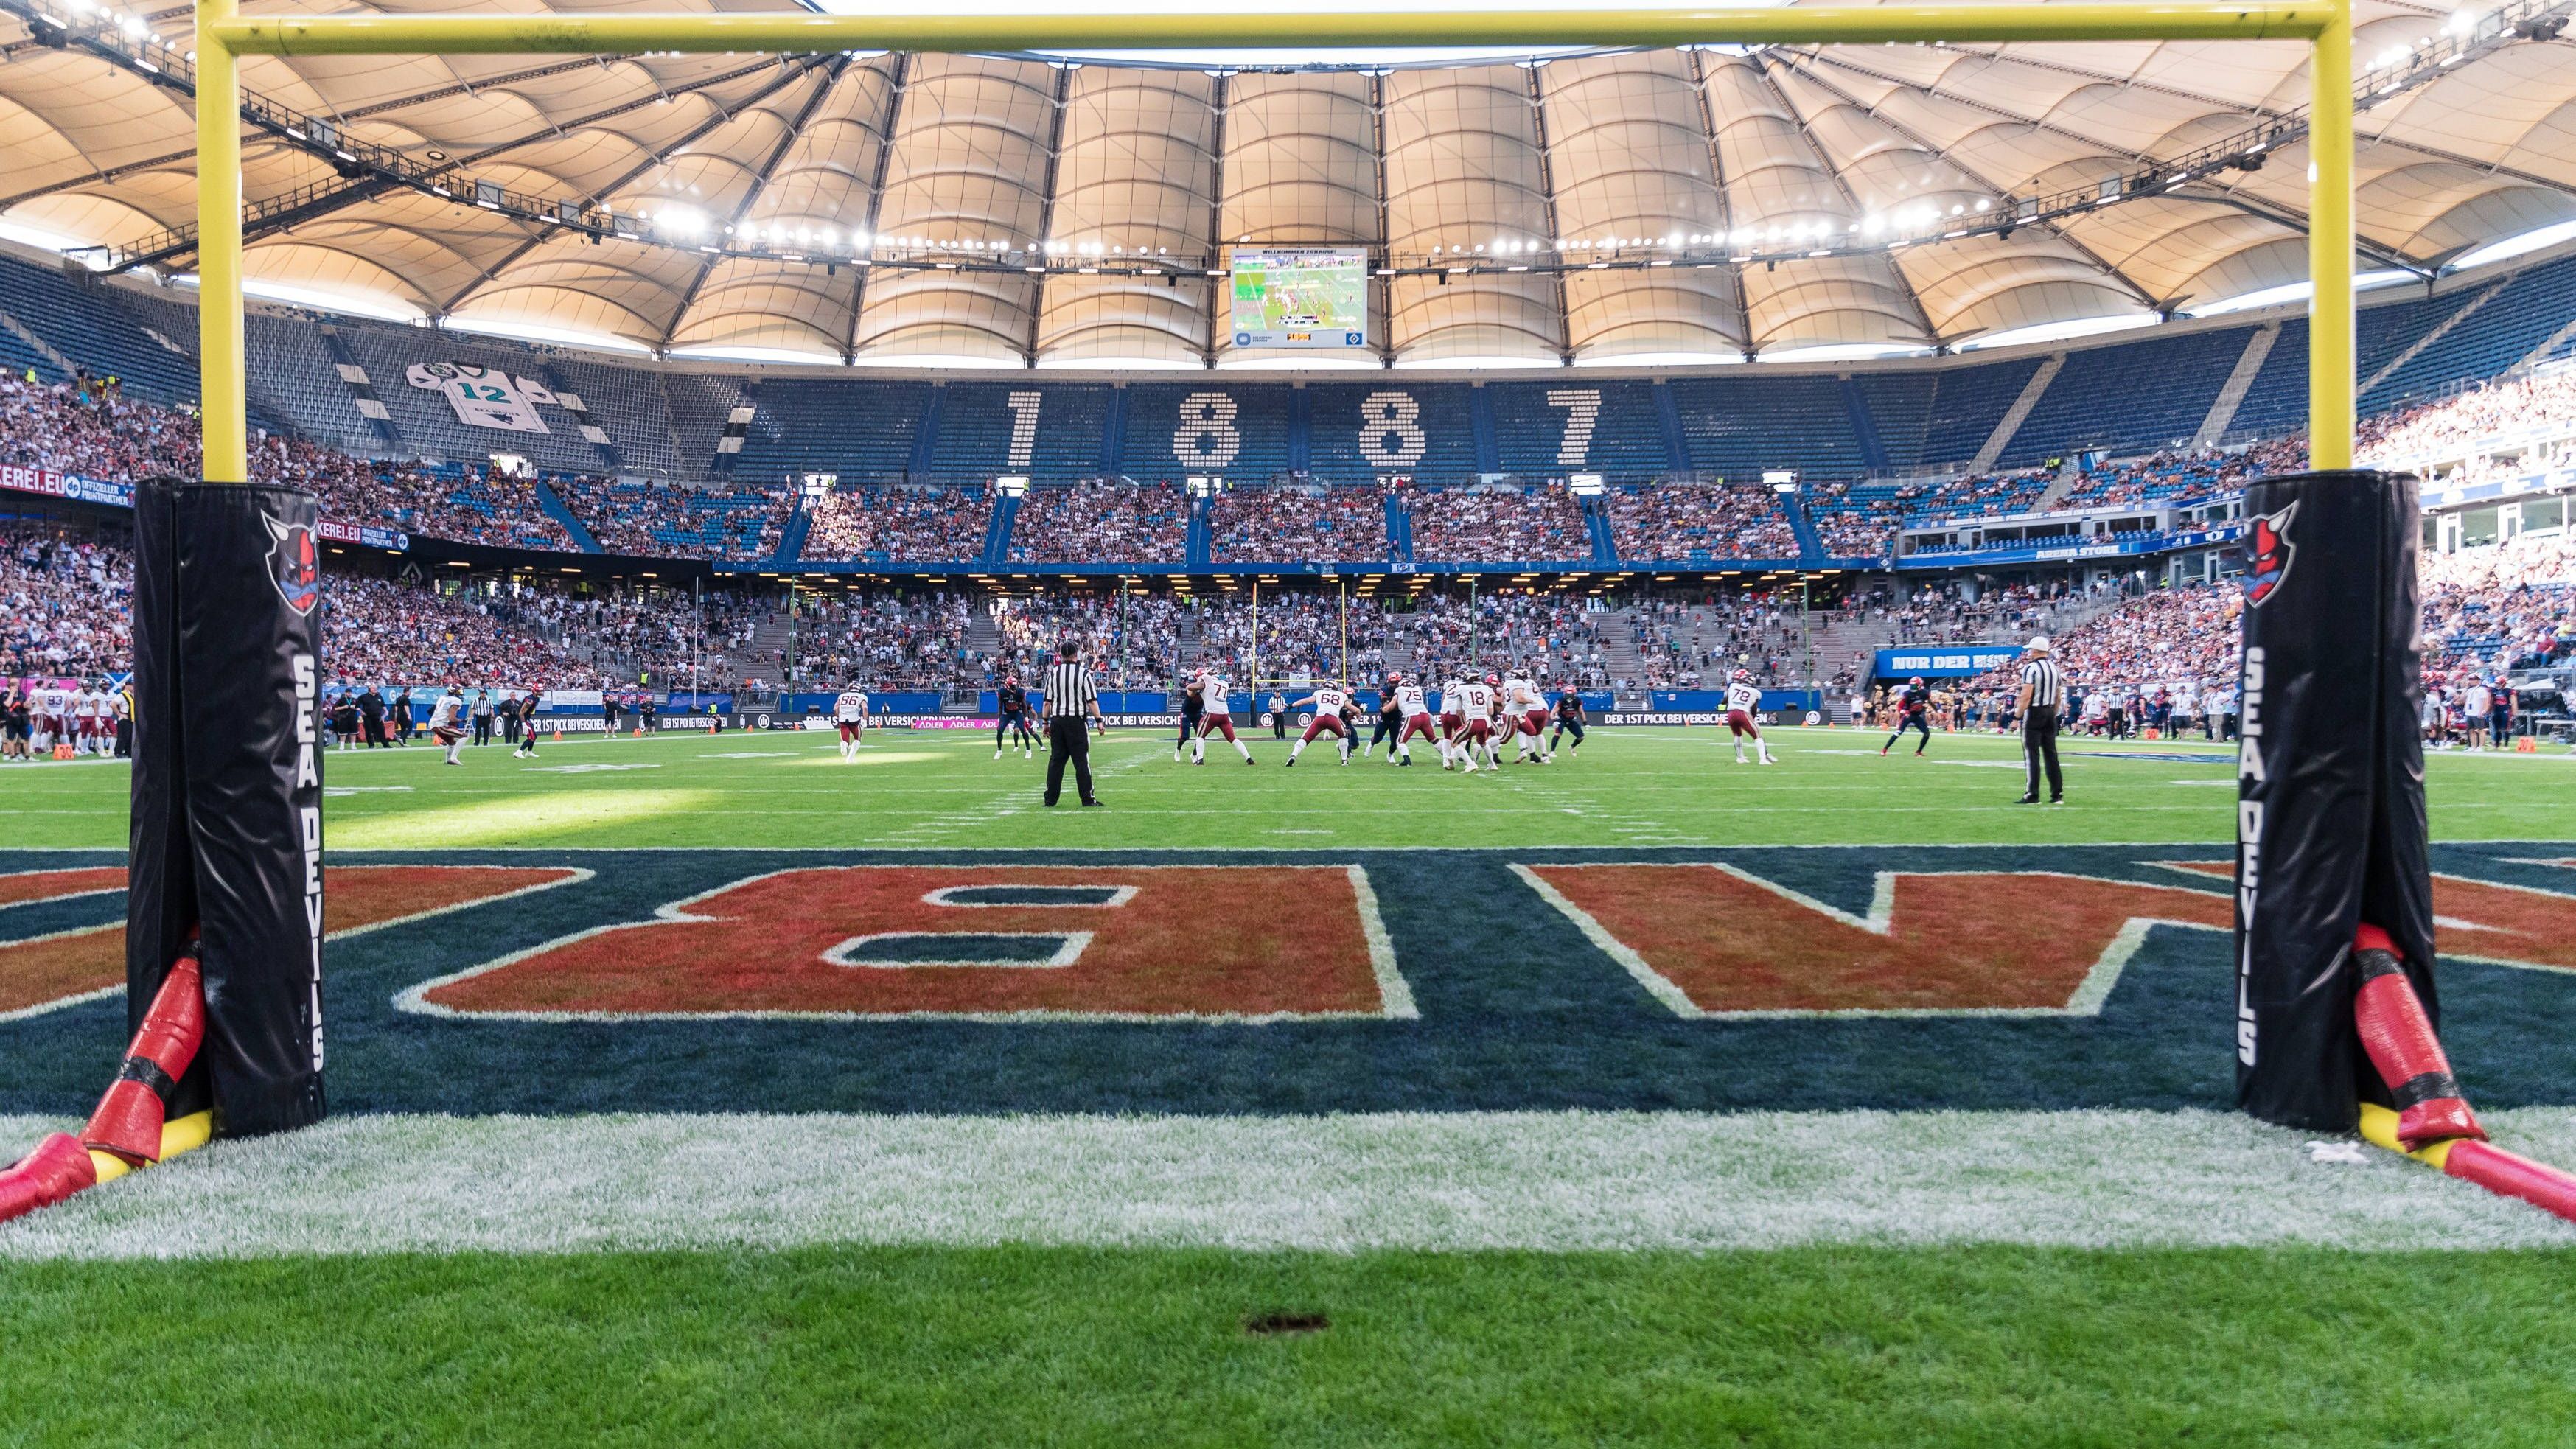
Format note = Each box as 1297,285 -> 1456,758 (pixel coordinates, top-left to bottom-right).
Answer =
190,1 -> 2357,486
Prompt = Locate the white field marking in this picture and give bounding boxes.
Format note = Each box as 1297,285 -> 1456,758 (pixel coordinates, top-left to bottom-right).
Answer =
1509,863 -> 1701,1018
2140,859 -> 2576,977
392,863 -> 1417,1026
1513,862 -> 2227,1021
823,930 -> 1094,970
321,865 -> 596,943
0,865 -> 596,1022
698,752 -> 793,759
519,763 -> 663,774
7,1106 -> 2575,1257
1347,861 -> 1418,1019
2171,779 -> 2236,786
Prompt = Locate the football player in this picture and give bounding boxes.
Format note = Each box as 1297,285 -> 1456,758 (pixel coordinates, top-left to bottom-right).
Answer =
833,682 -> 870,760
1724,668 -> 1776,765
1882,674 -> 1933,757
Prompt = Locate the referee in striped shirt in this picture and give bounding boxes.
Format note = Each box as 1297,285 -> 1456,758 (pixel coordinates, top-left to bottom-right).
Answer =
1041,643 -> 1106,808
2015,635 -> 2065,805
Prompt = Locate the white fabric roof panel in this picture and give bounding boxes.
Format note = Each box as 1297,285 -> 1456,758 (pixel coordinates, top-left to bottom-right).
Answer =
1,0 -> 2569,361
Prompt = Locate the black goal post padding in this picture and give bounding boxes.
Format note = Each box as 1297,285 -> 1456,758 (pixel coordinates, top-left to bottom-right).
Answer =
128,478 -> 328,1137
2235,469 -> 2437,1133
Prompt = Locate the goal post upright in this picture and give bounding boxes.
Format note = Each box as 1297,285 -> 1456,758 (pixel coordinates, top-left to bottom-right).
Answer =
192,1 -> 2355,488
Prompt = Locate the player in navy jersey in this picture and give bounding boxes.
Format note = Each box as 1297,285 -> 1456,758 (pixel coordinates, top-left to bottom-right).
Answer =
1361,674 -> 1406,760
996,676 -> 1036,760
1549,685 -> 1588,758
1882,675 -> 1933,757
1175,671 -> 1205,762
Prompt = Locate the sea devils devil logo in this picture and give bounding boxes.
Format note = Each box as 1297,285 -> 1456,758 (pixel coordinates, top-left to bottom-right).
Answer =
2242,502 -> 2296,607
265,513 -> 320,615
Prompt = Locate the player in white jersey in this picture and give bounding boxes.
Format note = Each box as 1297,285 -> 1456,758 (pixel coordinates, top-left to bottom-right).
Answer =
832,685 -> 871,759
1502,674 -> 1549,763
71,685 -> 102,755
1724,669 -> 1776,764
1435,676 -> 1472,771
1189,670 -> 1254,764
428,685 -> 469,765
1392,679 -> 1437,765
1285,682 -> 1354,765
1452,675 -> 1498,772
34,683 -> 67,751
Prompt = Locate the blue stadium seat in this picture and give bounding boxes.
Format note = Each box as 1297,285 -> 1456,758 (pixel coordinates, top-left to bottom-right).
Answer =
1303,381 -> 1479,486
1487,380 -> 1671,482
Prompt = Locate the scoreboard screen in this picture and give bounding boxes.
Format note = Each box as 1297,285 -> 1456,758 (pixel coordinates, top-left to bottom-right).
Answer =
1230,249 -> 1368,349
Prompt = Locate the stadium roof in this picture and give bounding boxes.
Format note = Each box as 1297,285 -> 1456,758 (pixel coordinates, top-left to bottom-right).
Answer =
2,0 -> 2572,367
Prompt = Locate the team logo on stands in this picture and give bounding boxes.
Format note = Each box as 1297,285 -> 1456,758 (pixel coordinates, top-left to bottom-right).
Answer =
264,513 -> 321,615
2241,503 -> 2297,607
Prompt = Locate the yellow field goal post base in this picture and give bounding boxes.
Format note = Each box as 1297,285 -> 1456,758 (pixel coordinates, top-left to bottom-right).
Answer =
189,1 -> 2358,487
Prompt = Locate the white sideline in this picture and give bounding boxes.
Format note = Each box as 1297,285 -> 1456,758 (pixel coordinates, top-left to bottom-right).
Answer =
4,1107 -> 2575,1257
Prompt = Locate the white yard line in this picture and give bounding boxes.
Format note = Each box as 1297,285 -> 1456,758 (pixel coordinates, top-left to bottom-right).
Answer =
3,1107 -> 2572,1258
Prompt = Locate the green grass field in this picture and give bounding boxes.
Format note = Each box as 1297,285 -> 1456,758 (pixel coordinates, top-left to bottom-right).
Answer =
4,720 -> 2569,851
6,722 -> 2576,1446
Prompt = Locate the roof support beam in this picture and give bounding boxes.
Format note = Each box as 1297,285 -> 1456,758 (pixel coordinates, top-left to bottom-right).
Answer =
1770,51 -> 2168,311
659,57 -> 851,350
1202,71 -> 1229,369
1525,64 -> 1574,365
1023,63 -> 1073,367
1685,46 -> 1755,359
1751,57 -> 1945,347
439,60 -> 830,315
842,53 -> 908,360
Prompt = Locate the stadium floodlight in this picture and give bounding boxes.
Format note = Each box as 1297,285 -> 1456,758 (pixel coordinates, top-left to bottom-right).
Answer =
184,1 -> 2361,488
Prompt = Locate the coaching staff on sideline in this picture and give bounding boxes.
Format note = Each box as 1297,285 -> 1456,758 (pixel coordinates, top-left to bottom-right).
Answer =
2015,634 -> 2065,806
1042,643 -> 1106,808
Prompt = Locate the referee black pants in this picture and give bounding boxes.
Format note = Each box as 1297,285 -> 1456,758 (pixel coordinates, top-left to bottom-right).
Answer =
2022,710 -> 2063,801
1044,716 -> 1095,806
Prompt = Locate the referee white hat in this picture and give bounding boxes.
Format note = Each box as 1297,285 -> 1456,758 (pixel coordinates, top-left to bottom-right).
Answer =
2027,635 -> 2052,653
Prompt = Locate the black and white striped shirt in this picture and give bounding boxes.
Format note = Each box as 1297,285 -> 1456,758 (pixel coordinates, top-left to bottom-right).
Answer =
1043,659 -> 1097,720
2020,659 -> 2064,710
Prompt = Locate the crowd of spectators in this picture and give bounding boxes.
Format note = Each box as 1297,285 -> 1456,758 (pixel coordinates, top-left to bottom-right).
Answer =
2,519 -> 131,681
1395,592 -> 1610,690
2359,368 -> 2576,466
1961,584 -> 2241,719
556,477 -> 792,562
780,591 -> 979,690
1405,483 -> 1590,563
1196,593 -> 1392,684
992,592 -> 1182,690
2420,529 -> 2576,672
1208,486 -> 1388,563
1008,480 -> 1188,565
801,483 -> 994,563
321,573 -> 582,685
1602,483 -> 1798,561
1625,593 -> 1807,692
2054,439 -> 2306,511
0,372 -> 571,550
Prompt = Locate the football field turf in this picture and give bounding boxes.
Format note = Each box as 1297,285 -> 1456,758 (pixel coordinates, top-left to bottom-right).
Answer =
5,724 -> 2576,1445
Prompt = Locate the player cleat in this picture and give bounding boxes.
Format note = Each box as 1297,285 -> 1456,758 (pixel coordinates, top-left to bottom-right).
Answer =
1399,758 -> 1412,767
1284,757 -> 1295,767
995,750 -> 1004,760
1244,755 -> 1256,765
1879,744 -> 1891,756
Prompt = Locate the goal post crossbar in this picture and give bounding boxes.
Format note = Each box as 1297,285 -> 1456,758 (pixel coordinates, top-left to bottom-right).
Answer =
189,1 -> 2358,483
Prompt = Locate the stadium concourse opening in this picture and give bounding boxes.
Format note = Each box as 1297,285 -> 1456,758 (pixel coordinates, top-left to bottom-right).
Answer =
15,0 -> 2576,1440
